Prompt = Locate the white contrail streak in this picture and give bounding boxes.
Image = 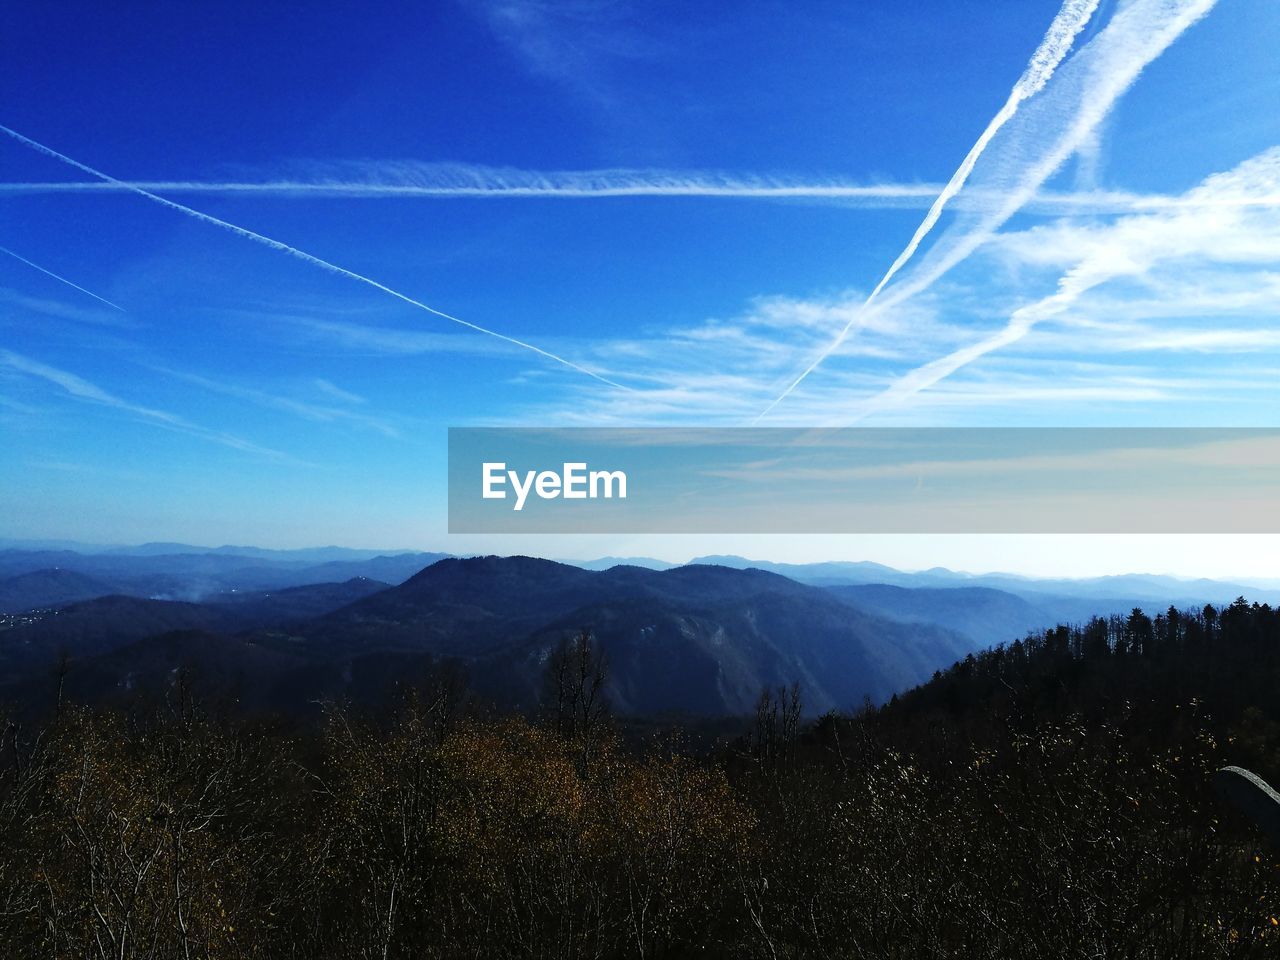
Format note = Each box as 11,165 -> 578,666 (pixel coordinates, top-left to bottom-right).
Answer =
0,124 -> 630,391
754,0 -> 1100,423
0,244 -> 126,311
847,146 -> 1280,421
756,0 -> 1218,423
0,175 -> 942,202
0,348 -> 295,460
864,0 -> 1100,304
3,179 -> 1274,215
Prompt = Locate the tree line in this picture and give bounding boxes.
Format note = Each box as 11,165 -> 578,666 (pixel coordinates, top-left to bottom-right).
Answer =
1,608 -> 1279,958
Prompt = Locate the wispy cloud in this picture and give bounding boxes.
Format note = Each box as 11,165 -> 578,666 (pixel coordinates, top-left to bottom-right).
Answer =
849,146 -> 1280,420
463,0 -> 656,104
151,365 -> 402,438
858,0 -> 1101,300
0,286 -> 135,329
0,245 -> 125,312
4,166 -> 1274,215
0,348 -> 296,460
489,290 -> 965,425
0,169 -> 939,202
312,378 -> 366,405
0,124 -> 632,392
756,0 -> 1221,421
277,313 -> 522,358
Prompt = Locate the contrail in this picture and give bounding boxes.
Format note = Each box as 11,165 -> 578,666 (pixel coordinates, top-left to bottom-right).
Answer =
864,0 -> 1100,304
756,0 -> 1219,424
0,348 -> 296,461
0,124 -> 630,391
754,0 -> 1100,423
846,145 -> 1280,421
0,174 -> 942,203
0,244 -> 126,311
4,179 -> 1274,215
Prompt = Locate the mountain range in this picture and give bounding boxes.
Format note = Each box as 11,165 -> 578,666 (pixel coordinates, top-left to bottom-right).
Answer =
0,542 -> 1273,718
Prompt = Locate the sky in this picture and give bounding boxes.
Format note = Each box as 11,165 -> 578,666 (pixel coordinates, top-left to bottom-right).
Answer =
1,0 -> 1279,577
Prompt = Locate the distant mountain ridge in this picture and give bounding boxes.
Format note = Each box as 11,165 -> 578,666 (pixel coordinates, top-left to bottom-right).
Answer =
690,555 -> 1280,607
2,542 -> 1271,610
0,568 -> 122,614
2,544 -> 1275,720
247,556 -> 976,715
0,549 -> 449,603
0,556 -> 975,717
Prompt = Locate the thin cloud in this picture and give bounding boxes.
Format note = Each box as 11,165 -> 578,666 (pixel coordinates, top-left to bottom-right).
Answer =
0,123 -> 631,392
281,314 -> 519,358
152,365 -> 402,438
312,378 -> 366,405
755,0 -> 1220,421
0,286 -> 135,328
0,348 -> 296,460
849,146 -> 1280,420
0,245 -> 125,311
859,0 -> 1100,306
4,169 -> 1275,215
464,0 -> 655,105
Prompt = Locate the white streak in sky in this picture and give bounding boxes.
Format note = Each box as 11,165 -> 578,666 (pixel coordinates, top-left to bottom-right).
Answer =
0,348 -> 294,460
0,172 -> 940,202
0,124 -> 630,392
752,0 -> 1098,423
755,0 -> 1218,423
867,0 -> 1100,305
850,146 -> 1280,421
3,176 -> 1275,216
0,244 -> 125,311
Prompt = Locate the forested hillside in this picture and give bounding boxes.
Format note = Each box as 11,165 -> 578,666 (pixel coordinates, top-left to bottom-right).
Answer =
1,602 -> 1278,957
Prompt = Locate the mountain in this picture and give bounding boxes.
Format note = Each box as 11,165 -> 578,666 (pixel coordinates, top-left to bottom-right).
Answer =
289,554 -> 450,586
0,568 -> 122,613
280,557 -> 973,715
102,543 -> 413,563
690,555 -> 915,586
824,584 -> 1117,651
0,556 -> 979,717
55,630 -> 314,710
0,595 -> 244,678
206,577 -> 391,626
569,557 -> 679,571
1,544 -> 1270,616
0,548 -> 448,604
4,548 -> 1275,720
692,555 -> 1280,607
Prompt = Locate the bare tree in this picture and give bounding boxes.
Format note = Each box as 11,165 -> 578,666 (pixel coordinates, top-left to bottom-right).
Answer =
543,629 -> 610,772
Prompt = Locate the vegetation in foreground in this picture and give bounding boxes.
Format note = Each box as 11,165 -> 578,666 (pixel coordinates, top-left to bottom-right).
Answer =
2,601 -> 1280,958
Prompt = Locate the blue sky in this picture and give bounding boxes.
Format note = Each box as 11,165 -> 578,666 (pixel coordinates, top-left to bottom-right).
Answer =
2,0 -> 1279,575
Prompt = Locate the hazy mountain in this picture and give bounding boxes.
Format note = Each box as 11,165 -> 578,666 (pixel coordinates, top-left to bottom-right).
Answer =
568,557 -> 679,571
290,554 -> 450,586
4,547 -> 1276,719
692,555 -> 1280,607
275,557 -> 973,715
206,577 -> 391,626
0,538 -> 120,553
0,548 -> 447,603
56,630 -> 313,710
690,555 -> 914,586
0,596 -> 243,676
0,568 -> 122,613
101,543 -> 414,563
824,584 -> 1115,651
2,544 -> 1270,615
